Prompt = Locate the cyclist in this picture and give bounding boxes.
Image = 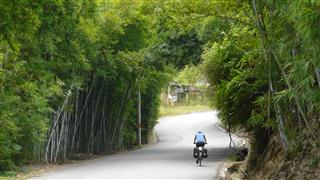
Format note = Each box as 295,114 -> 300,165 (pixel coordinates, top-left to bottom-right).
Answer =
193,130 -> 207,147
193,131 -> 207,164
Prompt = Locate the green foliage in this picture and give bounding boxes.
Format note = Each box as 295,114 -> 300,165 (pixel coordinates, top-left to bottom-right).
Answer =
202,25 -> 268,130
308,158 -> 319,169
197,17 -> 230,44
175,64 -> 203,86
141,71 -> 167,138
149,30 -> 204,69
0,0 -> 170,171
199,0 -> 320,173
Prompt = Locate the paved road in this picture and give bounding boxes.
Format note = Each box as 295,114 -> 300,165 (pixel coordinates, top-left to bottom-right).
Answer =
33,111 -> 235,180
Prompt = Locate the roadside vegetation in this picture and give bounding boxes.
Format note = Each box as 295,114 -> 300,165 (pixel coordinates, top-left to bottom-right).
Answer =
160,103 -> 211,117
1,0 -> 319,179
0,0 -> 170,173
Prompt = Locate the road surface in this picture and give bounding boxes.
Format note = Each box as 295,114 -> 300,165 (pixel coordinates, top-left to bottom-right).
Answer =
33,111 -> 236,180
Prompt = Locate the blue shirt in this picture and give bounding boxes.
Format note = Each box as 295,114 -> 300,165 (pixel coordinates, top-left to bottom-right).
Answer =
195,132 -> 205,143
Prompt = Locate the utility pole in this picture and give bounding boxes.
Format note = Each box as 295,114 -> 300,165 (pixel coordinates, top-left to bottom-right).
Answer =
138,86 -> 142,146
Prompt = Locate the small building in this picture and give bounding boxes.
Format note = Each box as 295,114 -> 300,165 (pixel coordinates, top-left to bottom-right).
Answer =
162,82 -> 204,106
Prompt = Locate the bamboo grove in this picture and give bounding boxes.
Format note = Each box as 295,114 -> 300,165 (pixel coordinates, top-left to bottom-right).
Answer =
200,0 -> 320,165
0,1 -> 169,170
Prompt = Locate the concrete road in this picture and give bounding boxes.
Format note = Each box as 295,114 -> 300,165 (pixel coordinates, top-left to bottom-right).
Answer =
32,111 -> 236,180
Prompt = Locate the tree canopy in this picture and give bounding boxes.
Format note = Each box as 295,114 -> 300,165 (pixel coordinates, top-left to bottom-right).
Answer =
1,0 -> 319,177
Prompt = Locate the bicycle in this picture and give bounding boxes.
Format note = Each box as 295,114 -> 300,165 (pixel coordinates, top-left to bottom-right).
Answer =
193,143 -> 208,166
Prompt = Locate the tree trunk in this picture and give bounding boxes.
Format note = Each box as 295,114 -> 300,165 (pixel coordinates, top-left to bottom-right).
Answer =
250,0 -> 289,149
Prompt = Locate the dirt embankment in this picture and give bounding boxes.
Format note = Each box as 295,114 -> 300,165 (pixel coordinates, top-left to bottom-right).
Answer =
217,132 -> 319,180
217,118 -> 320,180
249,117 -> 320,179
250,133 -> 320,180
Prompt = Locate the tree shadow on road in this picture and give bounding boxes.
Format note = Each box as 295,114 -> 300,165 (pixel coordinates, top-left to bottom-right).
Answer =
207,146 -> 233,161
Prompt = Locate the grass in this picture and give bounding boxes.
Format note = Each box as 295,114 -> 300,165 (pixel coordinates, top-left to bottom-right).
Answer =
0,171 -> 17,180
0,167 -> 31,180
0,166 -> 51,180
227,152 -> 238,162
159,103 -> 212,117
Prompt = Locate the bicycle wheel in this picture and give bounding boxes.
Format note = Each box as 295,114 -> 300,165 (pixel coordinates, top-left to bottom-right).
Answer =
199,152 -> 202,166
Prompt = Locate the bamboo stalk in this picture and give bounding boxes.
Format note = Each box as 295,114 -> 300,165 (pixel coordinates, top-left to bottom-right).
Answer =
250,0 -> 290,149
97,92 -> 107,152
45,84 -> 73,161
89,86 -> 103,153
271,50 -> 317,140
111,83 -> 131,151
54,112 -> 66,162
71,82 -> 94,152
315,67 -> 320,88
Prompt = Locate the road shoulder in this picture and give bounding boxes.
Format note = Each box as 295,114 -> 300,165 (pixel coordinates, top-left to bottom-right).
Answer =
215,121 -> 250,180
